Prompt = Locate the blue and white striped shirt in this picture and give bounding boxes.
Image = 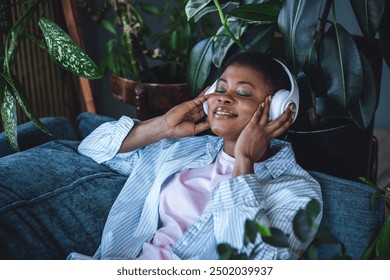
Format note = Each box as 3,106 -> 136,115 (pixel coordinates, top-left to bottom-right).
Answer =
68,116 -> 322,260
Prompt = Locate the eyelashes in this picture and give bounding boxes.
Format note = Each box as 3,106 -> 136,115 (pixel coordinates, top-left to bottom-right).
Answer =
214,88 -> 251,97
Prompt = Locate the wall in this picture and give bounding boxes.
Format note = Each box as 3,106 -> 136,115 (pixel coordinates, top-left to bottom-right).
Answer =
78,1 -> 389,129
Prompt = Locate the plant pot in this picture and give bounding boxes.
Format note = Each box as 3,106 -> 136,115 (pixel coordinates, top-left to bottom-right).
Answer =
286,116 -> 375,182
110,74 -> 191,120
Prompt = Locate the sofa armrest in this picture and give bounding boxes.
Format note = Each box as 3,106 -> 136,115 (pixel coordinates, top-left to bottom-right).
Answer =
309,170 -> 384,259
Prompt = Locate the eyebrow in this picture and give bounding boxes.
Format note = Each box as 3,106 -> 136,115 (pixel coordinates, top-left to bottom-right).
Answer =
218,78 -> 256,89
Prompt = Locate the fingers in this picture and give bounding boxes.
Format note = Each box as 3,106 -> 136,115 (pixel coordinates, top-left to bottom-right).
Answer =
259,95 -> 272,125
193,120 -> 210,135
267,103 -> 295,138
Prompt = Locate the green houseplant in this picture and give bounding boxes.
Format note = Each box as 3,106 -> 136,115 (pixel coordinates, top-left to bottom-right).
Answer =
1,0 -> 102,150
93,0 -> 214,83
185,0 -> 389,181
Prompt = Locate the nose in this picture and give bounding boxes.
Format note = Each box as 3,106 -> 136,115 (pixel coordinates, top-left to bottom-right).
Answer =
217,92 -> 235,104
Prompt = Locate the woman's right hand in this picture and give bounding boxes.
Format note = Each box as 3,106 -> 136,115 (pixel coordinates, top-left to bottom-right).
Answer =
161,92 -> 210,138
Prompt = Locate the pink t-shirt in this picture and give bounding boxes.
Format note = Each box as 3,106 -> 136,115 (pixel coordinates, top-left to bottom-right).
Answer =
136,150 -> 235,259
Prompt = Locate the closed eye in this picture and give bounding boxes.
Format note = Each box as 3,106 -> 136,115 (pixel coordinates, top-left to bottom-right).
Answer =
237,91 -> 251,97
215,87 -> 226,93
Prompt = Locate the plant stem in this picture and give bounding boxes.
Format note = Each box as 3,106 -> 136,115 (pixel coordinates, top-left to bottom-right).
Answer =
213,0 -> 246,51
317,0 -> 333,46
114,0 -> 141,80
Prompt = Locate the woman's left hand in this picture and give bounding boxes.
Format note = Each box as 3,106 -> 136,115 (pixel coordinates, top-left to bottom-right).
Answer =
233,95 -> 295,176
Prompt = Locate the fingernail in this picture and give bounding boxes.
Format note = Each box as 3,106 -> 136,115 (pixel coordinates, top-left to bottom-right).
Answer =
267,95 -> 272,103
261,102 -> 265,108
289,103 -> 296,112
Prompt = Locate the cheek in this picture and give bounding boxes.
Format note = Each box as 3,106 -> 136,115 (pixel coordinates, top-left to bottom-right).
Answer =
237,102 -> 259,120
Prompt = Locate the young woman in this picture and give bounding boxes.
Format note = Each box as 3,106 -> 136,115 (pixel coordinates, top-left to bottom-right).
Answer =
68,52 -> 322,260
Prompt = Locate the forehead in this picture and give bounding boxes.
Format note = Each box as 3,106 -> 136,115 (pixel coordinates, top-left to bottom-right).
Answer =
220,64 -> 264,83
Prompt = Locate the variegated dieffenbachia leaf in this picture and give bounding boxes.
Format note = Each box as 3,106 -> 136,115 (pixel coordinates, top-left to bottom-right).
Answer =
0,88 -> 18,151
38,17 -> 102,80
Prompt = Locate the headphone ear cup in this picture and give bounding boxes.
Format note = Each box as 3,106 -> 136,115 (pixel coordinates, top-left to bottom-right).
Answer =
269,89 -> 289,121
203,102 -> 208,115
203,81 -> 217,115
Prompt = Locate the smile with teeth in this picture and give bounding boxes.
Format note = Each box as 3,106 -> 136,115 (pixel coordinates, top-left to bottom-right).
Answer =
213,107 -> 237,119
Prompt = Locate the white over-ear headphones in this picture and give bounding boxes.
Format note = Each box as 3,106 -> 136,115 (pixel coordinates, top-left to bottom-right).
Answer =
203,59 -> 299,123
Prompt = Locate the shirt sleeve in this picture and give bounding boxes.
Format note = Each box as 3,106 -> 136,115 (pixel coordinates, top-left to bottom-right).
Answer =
78,116 -> 135,163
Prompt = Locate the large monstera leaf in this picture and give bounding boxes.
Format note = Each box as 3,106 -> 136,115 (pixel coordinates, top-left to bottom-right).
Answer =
278,0 -> 322,73
320,23 -> 363,116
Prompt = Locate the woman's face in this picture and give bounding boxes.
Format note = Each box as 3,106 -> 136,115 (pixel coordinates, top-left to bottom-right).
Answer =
207,64 -> 270,142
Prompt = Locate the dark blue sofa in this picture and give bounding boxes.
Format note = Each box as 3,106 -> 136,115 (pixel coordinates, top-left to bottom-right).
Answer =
0,113 -> 384,259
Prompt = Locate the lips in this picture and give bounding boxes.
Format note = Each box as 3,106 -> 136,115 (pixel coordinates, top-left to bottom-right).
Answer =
213,107 -> 238,119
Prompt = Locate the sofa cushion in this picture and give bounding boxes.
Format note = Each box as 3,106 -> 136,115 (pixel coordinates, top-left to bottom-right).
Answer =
0,140 -> 126,259
308,170 -> 384,259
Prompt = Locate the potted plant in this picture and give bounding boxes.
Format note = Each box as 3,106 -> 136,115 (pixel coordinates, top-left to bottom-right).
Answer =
185,0 -> 389,182
1,0 -> 102,151
77,0 -> 214,119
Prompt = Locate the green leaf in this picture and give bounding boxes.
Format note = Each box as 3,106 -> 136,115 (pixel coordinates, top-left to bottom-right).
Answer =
278,0 -> 322,73
228,1 -> 282,22
212,20 -> 243,68
187,38 -> 214,97
375,216 -> 390,259
0,88 -> 18,151
379,0 -> 390,68
256,223 -> 271,237
293,209 -> 312,242
185,0 -> 212,20
348,52 -> 377,129
138,2 -> 160,15
170,30 -> 178,51
320,23 -> 362,113
362,236 -> 377,259
217,243 -> 235,260
306,244 -> 318,260
244,220 -> 258,245
262,227 -> 290,248
241,24 -> 274,52
193,1 -> 238,23
350,0 -> 385,40
314,228 -> 342,244
10,78 -> 52,137
305,199 -> 321,220
38,17 -> 102,79
101,19 -> 117,35
293,199 -> 321,242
